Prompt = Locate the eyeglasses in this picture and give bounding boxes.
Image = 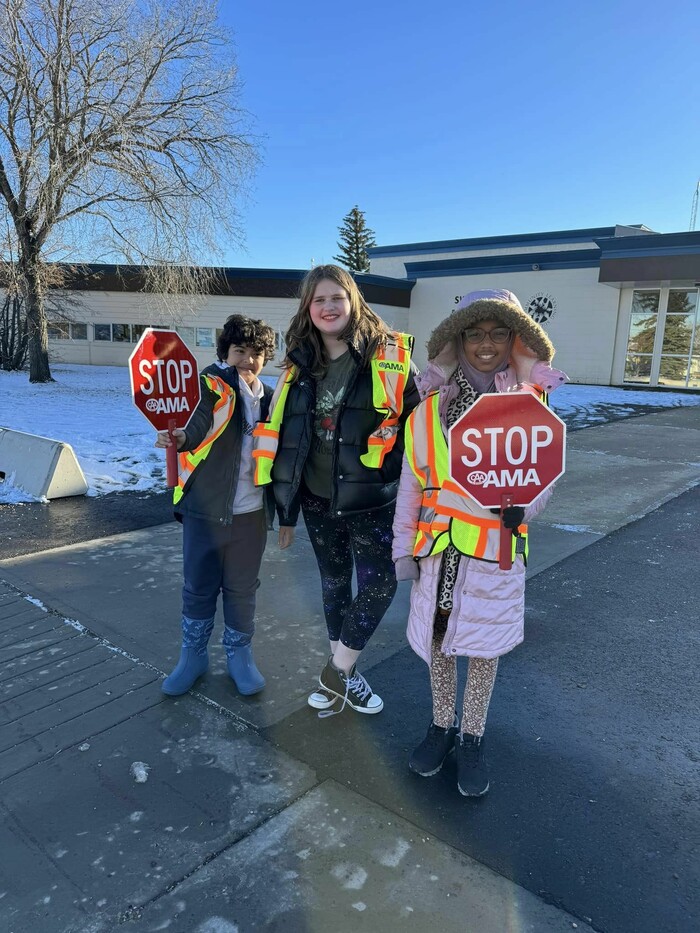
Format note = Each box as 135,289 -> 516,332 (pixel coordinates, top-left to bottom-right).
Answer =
463,327 -> 511,344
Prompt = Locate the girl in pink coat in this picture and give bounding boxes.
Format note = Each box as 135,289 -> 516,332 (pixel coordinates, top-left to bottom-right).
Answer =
392,289 -> 567,797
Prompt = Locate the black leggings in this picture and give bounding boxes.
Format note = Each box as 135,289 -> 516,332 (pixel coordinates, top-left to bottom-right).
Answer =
300,487 -> 397,651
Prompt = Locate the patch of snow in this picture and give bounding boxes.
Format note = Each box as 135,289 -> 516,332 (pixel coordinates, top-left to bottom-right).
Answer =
352,902 -> 367,911
378,838 -> 411,867
24,596 -> 48,611
64,617 -> 87,632
549,523 -> 594,533
330,863 -> 367,890
1,364 -> 696,502
130,761 -> 150,783
196,919 -> 239,933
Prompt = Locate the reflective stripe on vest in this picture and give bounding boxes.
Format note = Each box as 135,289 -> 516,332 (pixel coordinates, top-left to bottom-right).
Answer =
404,392 -> 529,563
173,374 -> 236,505
252,368 -> 294,486
252,332 -> 414,483
359,332 -> 414,469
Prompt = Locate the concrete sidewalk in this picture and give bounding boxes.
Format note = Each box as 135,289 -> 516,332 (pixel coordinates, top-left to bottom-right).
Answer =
1,406 -> 698,933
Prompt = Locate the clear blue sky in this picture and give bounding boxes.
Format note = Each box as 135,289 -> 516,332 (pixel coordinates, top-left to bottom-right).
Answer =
218,0 -> 700,270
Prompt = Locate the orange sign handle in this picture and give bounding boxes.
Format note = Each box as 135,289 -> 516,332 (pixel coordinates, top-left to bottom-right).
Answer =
166,417 -> 178,488
499,492 -> 514,571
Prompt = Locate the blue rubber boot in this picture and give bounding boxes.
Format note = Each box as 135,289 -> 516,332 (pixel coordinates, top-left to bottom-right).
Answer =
223,627 -> 265,696
162,615 -> 215,696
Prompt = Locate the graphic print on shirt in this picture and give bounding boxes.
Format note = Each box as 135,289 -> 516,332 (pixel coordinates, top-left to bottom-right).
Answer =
314,386 -> 345,451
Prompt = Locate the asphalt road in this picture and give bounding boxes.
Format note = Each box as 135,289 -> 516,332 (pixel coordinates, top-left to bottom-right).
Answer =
266,486 -> 700,933
1,416 -> 698,932
0,489 -> 173,560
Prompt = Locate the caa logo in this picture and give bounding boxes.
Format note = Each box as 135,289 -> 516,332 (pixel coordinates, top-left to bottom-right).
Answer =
467,471 -> 488,485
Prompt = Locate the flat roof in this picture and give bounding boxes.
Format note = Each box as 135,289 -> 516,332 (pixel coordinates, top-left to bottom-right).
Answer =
0,263 -> 415,308
367,226 -> 654,258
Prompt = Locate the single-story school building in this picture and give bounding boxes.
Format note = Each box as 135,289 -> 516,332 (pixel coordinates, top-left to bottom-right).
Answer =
38,224 -> 700,388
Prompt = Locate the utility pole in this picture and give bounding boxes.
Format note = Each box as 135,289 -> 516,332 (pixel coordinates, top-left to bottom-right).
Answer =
690,180 -> 700,231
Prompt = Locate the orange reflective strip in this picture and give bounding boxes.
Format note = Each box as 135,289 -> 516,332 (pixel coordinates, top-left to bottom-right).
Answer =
252,449 -> 274,460
434,505 -> 500,528
418,519 -> 448,532
443,478 -> 467,496
393,346 -> 407,405
473,526 -> 488,559
253,425 -> 279,438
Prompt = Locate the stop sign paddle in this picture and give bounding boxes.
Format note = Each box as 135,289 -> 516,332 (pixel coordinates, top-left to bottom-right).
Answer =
129,329 -> 200,487
448,392 -> 566,570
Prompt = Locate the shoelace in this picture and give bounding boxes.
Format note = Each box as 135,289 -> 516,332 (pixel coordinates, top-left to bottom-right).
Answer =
458,736 -> 482,766
318,669 -> 372,719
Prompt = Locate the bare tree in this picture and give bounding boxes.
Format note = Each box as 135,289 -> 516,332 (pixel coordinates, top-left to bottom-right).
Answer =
0,0 -> 258,381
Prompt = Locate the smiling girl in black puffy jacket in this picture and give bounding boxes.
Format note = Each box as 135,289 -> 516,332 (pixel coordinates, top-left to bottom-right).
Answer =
253,264 -> 419,716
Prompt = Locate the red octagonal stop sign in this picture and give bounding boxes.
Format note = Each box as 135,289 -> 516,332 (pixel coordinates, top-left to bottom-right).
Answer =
128,329 -> 200,433
448,391 -> 566,509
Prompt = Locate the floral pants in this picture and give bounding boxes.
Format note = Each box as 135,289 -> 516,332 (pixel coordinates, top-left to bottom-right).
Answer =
430,546 -> 499,737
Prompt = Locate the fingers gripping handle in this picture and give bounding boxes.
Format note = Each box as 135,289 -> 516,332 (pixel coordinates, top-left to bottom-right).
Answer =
166,417 -> 178,488
499,492 -> 514,571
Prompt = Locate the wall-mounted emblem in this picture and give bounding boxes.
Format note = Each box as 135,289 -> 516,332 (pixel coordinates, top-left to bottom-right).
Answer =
525,293 -> 557,324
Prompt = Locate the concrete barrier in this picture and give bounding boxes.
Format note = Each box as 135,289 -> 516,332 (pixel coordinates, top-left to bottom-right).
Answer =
0,428 -> 89,499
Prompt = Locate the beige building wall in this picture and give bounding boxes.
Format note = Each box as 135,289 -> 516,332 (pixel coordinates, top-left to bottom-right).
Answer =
403,268 -> 621,385
39,289 -> 409,376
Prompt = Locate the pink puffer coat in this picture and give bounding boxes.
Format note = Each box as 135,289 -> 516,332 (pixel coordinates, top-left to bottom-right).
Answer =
393,444 -> 551,663
392,288 -> 566,664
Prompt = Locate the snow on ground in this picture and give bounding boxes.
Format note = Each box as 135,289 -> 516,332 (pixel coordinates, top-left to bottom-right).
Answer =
1,363 -> 698,504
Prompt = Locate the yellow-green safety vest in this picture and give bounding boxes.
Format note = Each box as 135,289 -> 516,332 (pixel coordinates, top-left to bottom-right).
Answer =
404,392 -> 529,563
173,374 -> 236,504
252,332 -> 414,486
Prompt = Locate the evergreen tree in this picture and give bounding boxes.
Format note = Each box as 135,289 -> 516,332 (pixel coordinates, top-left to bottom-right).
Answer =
334,206 -> 376,273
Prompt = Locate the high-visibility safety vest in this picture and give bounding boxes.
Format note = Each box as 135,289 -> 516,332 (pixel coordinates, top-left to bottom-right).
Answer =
252,332 -> 414,486
173,374 -> 236,505
404,392 -> 529,564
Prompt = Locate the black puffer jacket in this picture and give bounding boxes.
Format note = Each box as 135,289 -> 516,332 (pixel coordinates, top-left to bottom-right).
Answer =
271,340 -> 420,526
175,363 -> 273,525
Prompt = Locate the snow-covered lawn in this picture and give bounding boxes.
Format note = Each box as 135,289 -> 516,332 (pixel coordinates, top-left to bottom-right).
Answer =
1,363 -> 698,503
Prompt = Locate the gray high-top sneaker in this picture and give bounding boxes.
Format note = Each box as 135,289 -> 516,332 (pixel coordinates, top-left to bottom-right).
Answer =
317,656 -> 383,716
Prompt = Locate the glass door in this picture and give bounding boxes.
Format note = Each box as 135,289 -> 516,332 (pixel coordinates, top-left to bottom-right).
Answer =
657,290 -> 699,389
624,288 -> 700,388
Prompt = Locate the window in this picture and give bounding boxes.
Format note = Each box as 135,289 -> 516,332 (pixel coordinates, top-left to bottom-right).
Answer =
624,290 -> 659,384
94,323 -> 112,341
196,327 -> 214,348
70,322 -> 87,340
177,326 -> 196,345
688,353 -> 700,389
47,322 -> 69,340
112,323 -> 132,342
657,290 -> 697,388
132,324 -> 151,342
275,330 -> 285,353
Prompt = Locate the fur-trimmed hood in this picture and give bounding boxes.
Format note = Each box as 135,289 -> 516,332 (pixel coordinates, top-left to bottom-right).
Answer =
426,292 -> 554,365
415,289 -> 567,407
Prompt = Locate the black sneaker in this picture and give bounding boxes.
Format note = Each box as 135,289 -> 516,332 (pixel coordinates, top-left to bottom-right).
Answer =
317,657 -> 383,716
409,718 -> 459,776
455,733 -> 489,797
